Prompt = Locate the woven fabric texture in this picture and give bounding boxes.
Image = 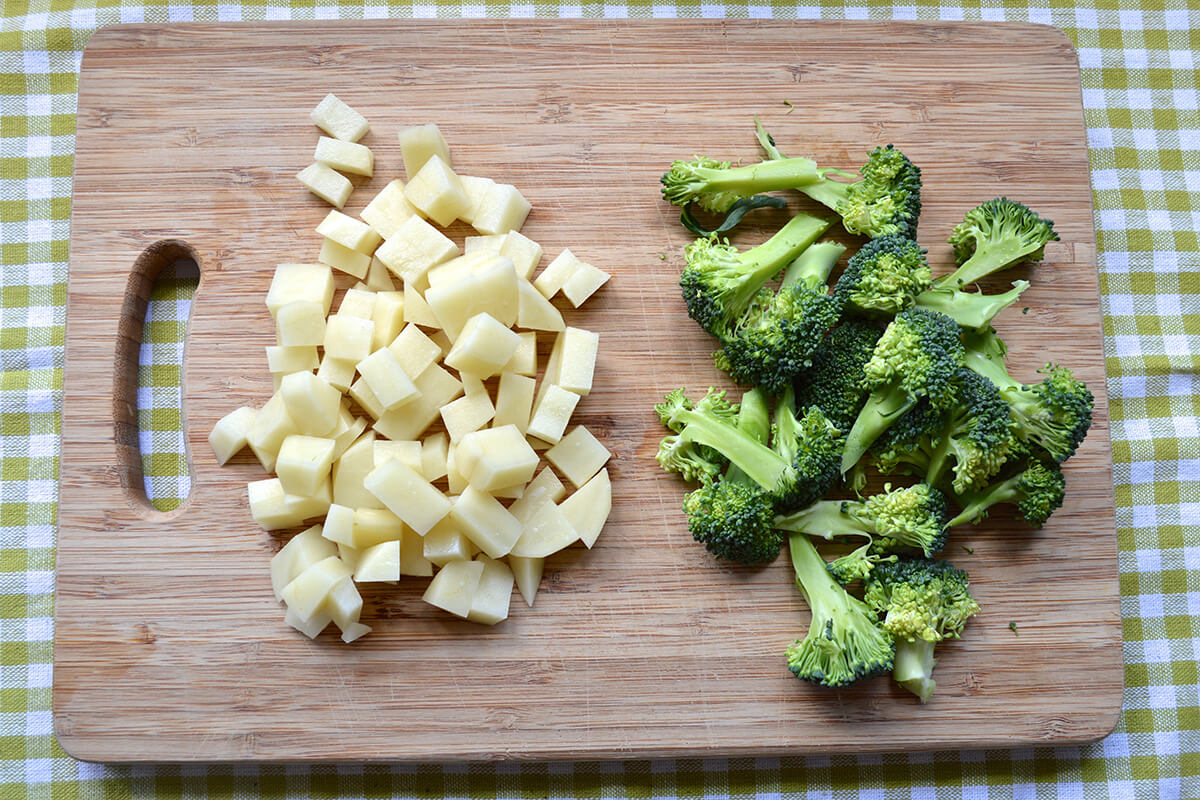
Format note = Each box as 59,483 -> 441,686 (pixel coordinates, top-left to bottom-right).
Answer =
1,1 -> 1197,798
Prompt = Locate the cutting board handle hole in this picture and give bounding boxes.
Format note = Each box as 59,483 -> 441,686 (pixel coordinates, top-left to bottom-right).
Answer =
114,240 -> 199,513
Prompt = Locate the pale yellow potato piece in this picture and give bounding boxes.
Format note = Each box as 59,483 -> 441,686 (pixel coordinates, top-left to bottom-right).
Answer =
248,476 -> 318,531
444,313 -> 521,378
316,209 -> 382,255
276,435 -> 336,497
399,123 -> 451,176
348,377 -> 385,420
209,406 -> 256,465
297,162 -> 352,209
545,425 -> 612,488
285,605 -> 332,639
457,174 -> 495,223
508,467 -> 566,523
400,527 -> 433,577
373,363 -> 462,442
265,345 -> 319,376
457,425 -> 539,492
340,621 -> 372,643
467,557 -> 515,625
471,182 -> 531,236
364,459 -> 451,535
402,280 -> 441,328
351,507 -> 406,548
316,355 -> 356,393
361,179 -> 420,239
492,373 -> 536,433
423,518 -> 474,566
503,332 -> 537,377
426,251 -> 498,288
561,261 -> 611,307
310,93 -> 368,142
314,135 -> 373,177
429,329 -> 453,358
323,314 -> 375,362
356,347 -> 418,411
266,263 -> 334,317
321,503 -> 356,546
490,482 -> 527,500
517,278 -> 565,332
404,154 -> 470,227
445,443 -> 468,495
526,384 -> 580,445
354,540 -> 401,582
337,542 -> 361,573
373,440 -> 422,472
332,430 -> 383,509
337,287 -> 377,320
500,231 -> 543,280
557,327 -> 600,396
561,467 -> 612,548
375,215 -> 459,284
463,233 -> 506,254
422,559 -> 484,619
275,300 -> 326,347
247,393 -> 299,472
281,555 -> 352,621
279,371 -> 341,436
425,258 -> 519,339
533,248 -> 585,299
388,323 -> 442,379
440,390 -> 495,442
508,555 -> 543,607
288,478 -> 332,522
450,487 -> 522,559
325,576 -> 364,632
509,500 -> 578,558
370,291 -> 405,351
270,524 -> 335,601
421,432 -> 449,481
330,413 -> 368,460
366,256 -> 397,292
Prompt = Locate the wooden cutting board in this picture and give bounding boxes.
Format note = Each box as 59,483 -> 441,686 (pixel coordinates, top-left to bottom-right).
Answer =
56,20 -> 1121,762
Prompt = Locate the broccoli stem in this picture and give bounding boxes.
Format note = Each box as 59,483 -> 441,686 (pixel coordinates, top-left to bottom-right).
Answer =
676,406 -> 791,493
741,213 -> 833,282
691,157 -> 822,198
893,638 -> 936,703
963,346 -> 1017,392
940,239 -> 1036,288
781,241 -> 846,291
797,178 -> 852,213
725,388 -> 770,483
774,500 -> 873,540
913,280 -> 1030,331
946,471 -> 1025,527
841,382 -> 916,473
788,532 -> 846,616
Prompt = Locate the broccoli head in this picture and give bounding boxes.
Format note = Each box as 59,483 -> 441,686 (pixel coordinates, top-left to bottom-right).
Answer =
863,557 -> 979,703
940,198 -> 1059,288
834,234 -> 932,316
683,480 -> 780,564
661,154 -> 822,213
826,542 -> 898,585
796,145 -> 924,240
796,319 -> 884,431
771,389 -> 846,510
774,483 -> 949,558
785,533 -> 895,688
870,398 -> 943,478
922,368 -> 1021,495
947,458 -> 1067,528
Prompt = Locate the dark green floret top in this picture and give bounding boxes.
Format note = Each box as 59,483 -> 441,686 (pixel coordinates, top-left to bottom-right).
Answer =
942,197 -> 1059,287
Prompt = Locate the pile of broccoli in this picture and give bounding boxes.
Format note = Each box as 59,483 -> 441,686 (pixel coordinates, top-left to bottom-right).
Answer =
653,119 -> 1095,703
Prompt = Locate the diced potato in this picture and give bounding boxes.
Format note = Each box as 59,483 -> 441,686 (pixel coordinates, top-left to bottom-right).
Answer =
279,371 -> 341,437
332,430 -> 383,509
440,389 -> 495,442
297,162 -> 353,209
387,323 -> 441,380
444,313 -> 522,378
422,559 -> 484,619
371,291 -> 405,351
556,327 -> 600,396
402,279 -> 441,328
404,154 -> 470,227
501,231 -> 543,280
330,413 -> 368,460
325,576 -> 363,631
351,507 -> 406,548
445,443 -> 468,495
463,233 -> 506,254
504,332 -> 537,377
365,256 -> 396,292
290,478 -> 332,522
534,248 -> 585,299
323,314 -> 375,362
450,487 -> 522,559
458,174 -> 495,223
490,482 -> 527,499
460,372 -> 488,399
276,435 -> 336,497
399,123 -> 451,176
471,182 -> 531,236
316,209 -> 382,255
545,425 -> 612,488
354,540 -> 401,582
337,542 -> 361,572
508,555 -> 543,607
493,373 -> 536,433
467,557 -> 514,624
400,527 -> 433,577
356,348 -> 418,411
426,250 -> 498,288
266,263 -> 334,317
364,459 -> 451,535
361,179 -> 420,239
373,363 -> 463,442
423,518 -> 474,566
271,524 -> 335,601
314,135 -> 373,177
266,345 -> 319,376
275,300 -> 326,347
526,384 -> 581,444
247,393 -> 299,472
375,215 -> 459,284
561,261 -> 611,307
421,432 -> 449,481
310,93 -> 368,142
209,406 -> 256,465
425,258 -> 519,338
508,466 -> 566,523
337,288 -> 377,320
509,500 -> 578,558
281,555 -> 352,621
340,622 -> 372,643
373,440 -> 422,472
457,425 -> 539,492
516,278 -> 565,332
248,478 -> 303,530
321,503 -> 356,546
560,467 -> 611,548
316,355 -> 356,393
429,329 -> 453,358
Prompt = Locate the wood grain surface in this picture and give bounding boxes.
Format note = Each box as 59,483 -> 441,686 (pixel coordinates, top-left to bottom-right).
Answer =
56,20 -> 1121,762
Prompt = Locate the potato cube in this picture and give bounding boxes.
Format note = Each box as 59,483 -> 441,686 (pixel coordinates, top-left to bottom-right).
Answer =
400,527 -> 433,577
278,371 -> 341,437
266,263 -> 335,317
421,432 -> 449,481
310,93 -> 368,142
209,406 -> 256,465
366,256 -> 396,292
425,258 -> 519,338
471,183 -> 531,236
399,123 -> 451,176
534,248 -> 585,299
266,345 -> 319,376
321,503 -> 356,546
508,555 -> 543,607
333,431 -> 382,509
372,363 -> 462,442
316,209 -> 382,255
501,231 -> 543,280
325,576 -> 363,631
375,215 -> 459,284
526,385 -> 580,444
270,524 -> 335,601
297,162 -> 353,209
388,323 -> 441,380
464,233 -> 506,254
275,300 -> 326,347
467,557 -> 515,625
545,425 -> 611,488
450,487 -> 522,559
429,329 -> 453,358
330,413 -> 368,460
285,606 -> 332,639
337,542 -> 361,572
361,179 -> 419,239
319,239 -> 371,281
426,250 -> 498,288
348,378 -> 386,420
316,355 -> 356,393
458,174 -> 495,223
356,348 -> 418,411
281,555 -> 352,621
422,559 -> 484,619
364,459 -> 451,535
559,327 -> 600,396
248,477 -> 303,531
371,291 -> 405,351
336,288 -> 376,320
444,313 -> 522,378
445,443 -> 468,495
404,154 -> 470,227
517,278 -> 565,332
509,500 -> 578,558
402,279 -> 441,328
562,261 -> 611,307
314,135 -> 373,177
247,393 -> 299,472
560,467 -> 611,548
373,440 -> 422,472
276,435 -> 336,497
423,519 -> 474,566
457,425 -> 539,492
323,314 -> 375,362
493,373 -> 536,433
440,390 -> 495,442
340,621 -> 372,643
354,540 -> 401,582
504,332 -> 537,377
351,507 -> 406,548
508,466 -> 566,523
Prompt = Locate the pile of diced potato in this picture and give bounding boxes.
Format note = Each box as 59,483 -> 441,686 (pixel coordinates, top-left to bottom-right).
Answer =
208,94 -> 612,643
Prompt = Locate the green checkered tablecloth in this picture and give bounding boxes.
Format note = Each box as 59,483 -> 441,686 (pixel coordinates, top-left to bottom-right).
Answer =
3,0 -> 1198,797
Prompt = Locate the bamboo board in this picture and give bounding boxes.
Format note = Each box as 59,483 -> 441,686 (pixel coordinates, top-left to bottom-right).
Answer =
56,20 -> 1121,762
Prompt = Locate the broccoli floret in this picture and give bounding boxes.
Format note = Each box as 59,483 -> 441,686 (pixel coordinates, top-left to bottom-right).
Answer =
946,458 -> 1067,528
721,385 -> 771,485
939,198 -> 1059,288
841,307 -> 965,473
785,533 -> 895,687
680,213 -> 832,338
833,235 -> 932,316
714,241 -> 845,394
774,483 -> 949,558
683,480 -> 780,564
771,388 -> 845,509
826,542 -> 898,585
914,280 -> 1030,331
870,398 -> 943,478
863,558 -> 980,703
655,388 -> 731,484
661,155 -> 822,213
799,146 -> 923,240
923,368 -> 1021,495
963,328 -> 1094,463
796,320 -> 884,431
